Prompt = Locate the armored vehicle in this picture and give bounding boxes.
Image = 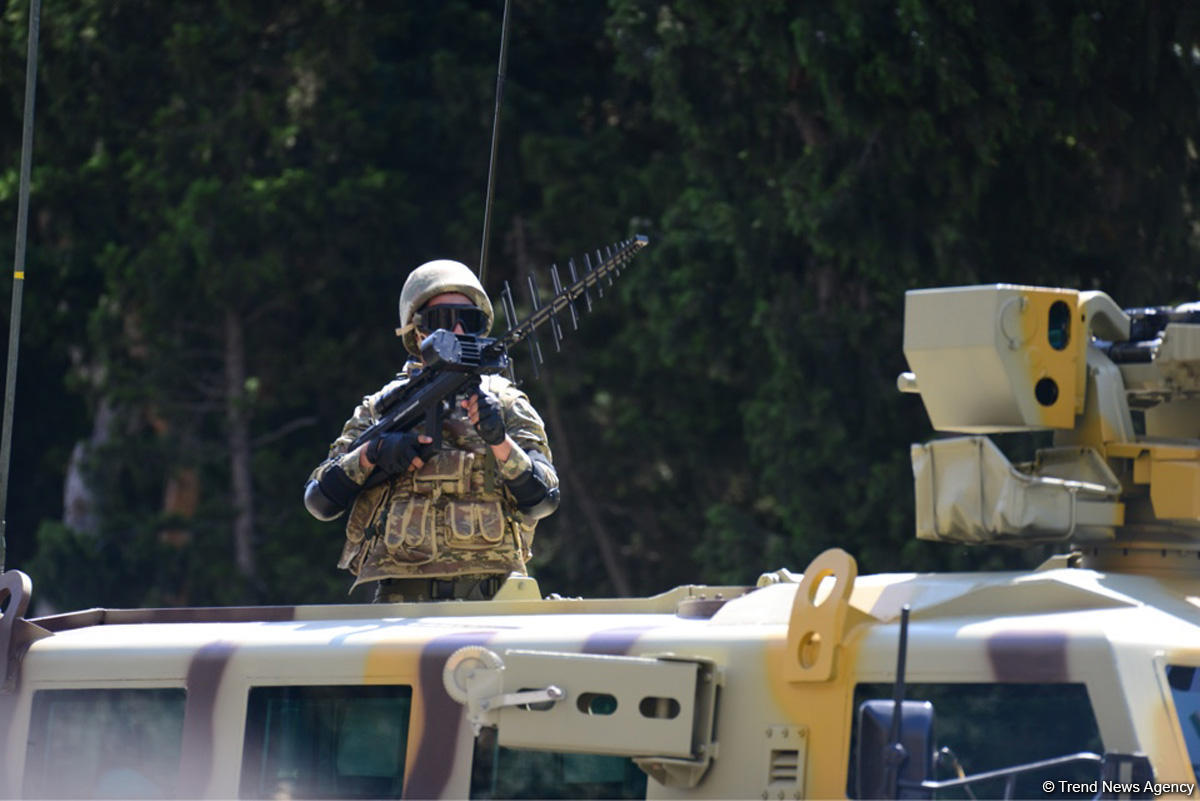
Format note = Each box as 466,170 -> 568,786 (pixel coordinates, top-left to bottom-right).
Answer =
3,283 -> 1200,799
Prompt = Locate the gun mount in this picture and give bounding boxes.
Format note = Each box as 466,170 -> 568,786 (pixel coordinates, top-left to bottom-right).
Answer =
899,284 -> 1200,572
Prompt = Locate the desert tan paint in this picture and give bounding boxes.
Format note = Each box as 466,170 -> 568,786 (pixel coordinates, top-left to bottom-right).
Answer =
8,557 -> 1200,798
902,285 -> 1082,432
764,549 -> 869,799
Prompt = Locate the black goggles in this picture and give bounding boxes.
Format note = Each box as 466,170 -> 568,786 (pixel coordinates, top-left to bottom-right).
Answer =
415,304 -> 488,335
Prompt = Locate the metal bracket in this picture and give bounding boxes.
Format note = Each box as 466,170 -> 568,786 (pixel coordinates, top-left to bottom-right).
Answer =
785,548 -> 857,683
442,646 -> 720,788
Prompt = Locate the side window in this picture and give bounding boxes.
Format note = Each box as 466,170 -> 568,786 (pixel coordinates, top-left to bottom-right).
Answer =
847,683 -> 1102,799
469,728 -> 648,799
239,684 -> 413,800
1165,664 -> 1200,780
23,687 -> 186,799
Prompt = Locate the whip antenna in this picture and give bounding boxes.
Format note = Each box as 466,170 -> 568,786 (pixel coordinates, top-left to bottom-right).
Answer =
477,0 -> 512,284
0,0 -> 42,571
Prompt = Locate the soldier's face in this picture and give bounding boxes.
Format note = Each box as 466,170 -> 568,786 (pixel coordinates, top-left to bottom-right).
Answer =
422,292 -> 474,334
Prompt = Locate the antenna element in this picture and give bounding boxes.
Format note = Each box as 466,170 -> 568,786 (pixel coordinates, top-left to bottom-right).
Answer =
478,0 -> 512,284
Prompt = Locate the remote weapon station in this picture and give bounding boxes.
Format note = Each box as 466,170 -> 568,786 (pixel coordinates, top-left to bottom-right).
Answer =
4,282 -> 1200,799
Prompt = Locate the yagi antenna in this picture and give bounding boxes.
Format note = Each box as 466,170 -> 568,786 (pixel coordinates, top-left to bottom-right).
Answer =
568,258 -> 591,313
550,264 -> 578,331
477,0 -> 512,285
524,271 -> 544,377
0,0 -> 42,571
499,280 -> 519,383
584,252 -> 601,298
598,249 -> 613,287
500,236 -> 648,384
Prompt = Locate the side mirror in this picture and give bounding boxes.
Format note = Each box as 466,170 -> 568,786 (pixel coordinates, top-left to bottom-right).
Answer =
1100,753 -> 1154,800
855,699 -> 935,800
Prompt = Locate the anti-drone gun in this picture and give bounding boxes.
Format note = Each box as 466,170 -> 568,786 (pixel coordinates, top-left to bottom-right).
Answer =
898,284 -> 1200,572
347,236 -> 648,481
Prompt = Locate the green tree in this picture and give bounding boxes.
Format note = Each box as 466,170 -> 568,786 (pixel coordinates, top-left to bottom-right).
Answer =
6,0 -> 1200,610
595,0 -> 1200,584
7,0 -> 521,606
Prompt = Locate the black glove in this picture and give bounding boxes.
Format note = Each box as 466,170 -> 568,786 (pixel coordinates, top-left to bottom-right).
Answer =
366,432 -> 433,475
474,390 -> 507,446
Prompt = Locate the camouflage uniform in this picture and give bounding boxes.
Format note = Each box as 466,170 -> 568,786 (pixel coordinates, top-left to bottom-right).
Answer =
308,364 -> 556,597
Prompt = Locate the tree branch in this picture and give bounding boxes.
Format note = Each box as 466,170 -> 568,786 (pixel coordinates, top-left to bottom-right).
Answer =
251,415 -> 318,449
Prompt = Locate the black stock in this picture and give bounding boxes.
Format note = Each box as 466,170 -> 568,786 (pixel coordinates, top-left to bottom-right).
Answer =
349,236 -> 649,485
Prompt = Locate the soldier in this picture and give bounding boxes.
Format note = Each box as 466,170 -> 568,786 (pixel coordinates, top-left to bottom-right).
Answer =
304,260 -> 559,602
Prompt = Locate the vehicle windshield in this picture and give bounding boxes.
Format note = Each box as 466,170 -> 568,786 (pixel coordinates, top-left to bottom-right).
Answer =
1165,665 -> 1200,780
848,682 -> 1103,799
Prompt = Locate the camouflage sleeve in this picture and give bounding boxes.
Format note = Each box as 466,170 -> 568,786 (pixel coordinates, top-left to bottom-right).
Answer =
307,395 -> 377,486
488,377 -> 558,485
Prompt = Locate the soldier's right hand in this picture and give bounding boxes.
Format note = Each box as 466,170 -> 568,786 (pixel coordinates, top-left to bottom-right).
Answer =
365,432 -> 435,475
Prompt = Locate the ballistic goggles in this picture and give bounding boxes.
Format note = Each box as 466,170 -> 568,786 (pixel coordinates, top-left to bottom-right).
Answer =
414,303 -> 488,336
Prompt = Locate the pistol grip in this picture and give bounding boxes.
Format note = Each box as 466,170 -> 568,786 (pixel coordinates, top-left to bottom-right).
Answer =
425,404 -> 443,449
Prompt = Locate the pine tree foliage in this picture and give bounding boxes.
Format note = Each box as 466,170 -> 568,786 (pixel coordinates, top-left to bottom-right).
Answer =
0,0 -> 1199,608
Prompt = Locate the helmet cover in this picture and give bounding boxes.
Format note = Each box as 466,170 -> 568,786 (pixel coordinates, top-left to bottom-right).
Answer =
397,260 -> 494,355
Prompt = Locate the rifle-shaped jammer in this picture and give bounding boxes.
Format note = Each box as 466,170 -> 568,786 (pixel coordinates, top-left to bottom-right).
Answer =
349,235 -> 648,465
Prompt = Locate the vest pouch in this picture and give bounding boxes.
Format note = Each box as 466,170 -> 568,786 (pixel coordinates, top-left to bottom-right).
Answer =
339,482 -> 390,570
446,499 -> 507,550
383,494 -> 437,564
412,450 -> 474,496
345,482 -> 389,545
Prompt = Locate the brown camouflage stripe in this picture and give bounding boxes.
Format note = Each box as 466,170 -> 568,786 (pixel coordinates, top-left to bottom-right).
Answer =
986,631 -> 1069,682
407,630 -> 498,799
177,640 -> 237,797
582,625 -> 658,656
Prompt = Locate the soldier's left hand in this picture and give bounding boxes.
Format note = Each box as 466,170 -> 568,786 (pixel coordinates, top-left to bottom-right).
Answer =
463,390 -> 506,445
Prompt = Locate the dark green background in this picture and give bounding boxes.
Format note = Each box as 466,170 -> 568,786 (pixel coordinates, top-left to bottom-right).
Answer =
2,0 -> 1199,609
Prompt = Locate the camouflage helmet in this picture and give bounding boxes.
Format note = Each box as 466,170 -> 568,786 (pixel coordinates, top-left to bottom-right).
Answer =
396,260 -> 494,355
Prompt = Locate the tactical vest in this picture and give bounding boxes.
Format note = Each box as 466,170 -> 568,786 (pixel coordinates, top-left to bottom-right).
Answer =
338,418 -> 529,588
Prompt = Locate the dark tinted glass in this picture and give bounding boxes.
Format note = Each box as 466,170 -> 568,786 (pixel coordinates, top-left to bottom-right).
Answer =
418,304 -> 487,335
24,687 -> 186,799
239,684 -> 413,799
1048,300 -> 1072,350
1166,665 -> 1200,781
847,683 -> 1102,799
469,727 -> 647,799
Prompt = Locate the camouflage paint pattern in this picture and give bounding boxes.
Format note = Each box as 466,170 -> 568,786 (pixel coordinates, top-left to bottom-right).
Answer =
177,641 -> 236,796
309,365 -> 556,588
4,552 -> 1200,798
